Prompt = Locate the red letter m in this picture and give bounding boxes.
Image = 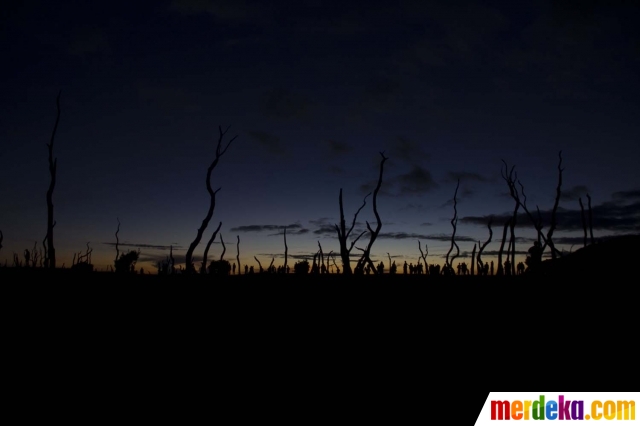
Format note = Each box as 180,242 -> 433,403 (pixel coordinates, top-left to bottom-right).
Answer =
492,400 -> 511,420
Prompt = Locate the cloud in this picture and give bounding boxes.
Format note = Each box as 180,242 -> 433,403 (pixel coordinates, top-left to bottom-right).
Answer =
444,171 -> 488,183
230,223 -> 304,232
420,222 -> 432,226
389,136 -> 430,164
560,185 -> 590,201
260,88 -> 312,120
460,196 -> 640,233
247,131 -> 284,155
169,0 -> 272,25
102,242 -> 183,250
328,140 -> 351,154
375,232 -> 476,242
612,189 -> 640,200
395,166 -> 439,195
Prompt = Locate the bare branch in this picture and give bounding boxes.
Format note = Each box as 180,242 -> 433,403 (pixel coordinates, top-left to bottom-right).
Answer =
219,234 -> 226,261
45,91 -> 61,268
236,235 -> 241,275
201,221 -> 222,273
184,126 -> 237,273
587,193 -> 595,245
445,179 -> 460,273
114,218 -> 120,267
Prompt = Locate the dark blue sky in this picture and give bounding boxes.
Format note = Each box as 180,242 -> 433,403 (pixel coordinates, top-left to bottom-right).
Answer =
1,0 -> 639,271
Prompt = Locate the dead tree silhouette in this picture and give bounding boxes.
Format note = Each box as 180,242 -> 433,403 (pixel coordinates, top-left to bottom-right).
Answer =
476,217 -> 493,275
357,151 -> 389,274
318,241 -> 326,273
236,235 -> 241,275
470,243 -> 476,276
201,221 -> 222,274
501,152 -> 564,261
587,194 -> 595,244
114,218 -> 120,268
579,197 -> 588,248
254,256 -> 264,273
445,179 -> 460,274
284,227 -> 288,273
0,230 -> 3,257
497,218 -> 511,276
184,126 -> 237,273
334,189 -> 370,275
45,91 -> 61,268
219,234 -> 226,261
418,240 -> 428,275
500,164 -> 519,275
72,242 -> 94,272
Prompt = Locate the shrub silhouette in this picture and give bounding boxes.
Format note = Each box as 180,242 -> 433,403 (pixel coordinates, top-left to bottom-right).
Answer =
294,260 -> 310,274
207,259 -> 231,275
115,250 -> 140,273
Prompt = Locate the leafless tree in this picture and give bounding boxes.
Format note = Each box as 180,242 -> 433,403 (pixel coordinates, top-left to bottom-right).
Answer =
501,152 -> 564,261
219,234 -> 226,261
470,243 -> 476,276
236,235 -> 241,275
284,227 -> 288,273
418,240 -> 428,274
497,218 -> 511,276
184,126 -> 237,273
358,151 -> 389,274
477,217 -> 493,274
201,221 -> 222,273
334,188 -> 370,275
445,179 -> 460,274
114,218 -> 120,269
587,194 -> 595,245
45,91 -> 61,268
254,256 -> 263,273
579,197 -> 587,248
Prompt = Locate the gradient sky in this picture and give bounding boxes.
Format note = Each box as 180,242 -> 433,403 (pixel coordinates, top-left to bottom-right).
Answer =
1,0 -> 639,272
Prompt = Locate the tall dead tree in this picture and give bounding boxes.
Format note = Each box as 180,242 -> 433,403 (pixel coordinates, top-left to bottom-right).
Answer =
476,217 -> 493,274
587,194 -> 595,245
184,126 -> 237,273
418,241 -> 428,274
236,235 -> 241,275
254,256 -> 263,273
0,230 -> 3,256
201,221 -> 222,273
219,234 -> 226,261
334,190 -> 370,274
283,227 -> 288,273
470,244 -> 476,276
579,197 -> 587,248
318,241 -> 325,273
497,218 -> 511,276
358,151 -> 389,274
45,91 -> 61,268
445,179 -> 460,274
114,218 -> 120,268
501,152 -> 564,261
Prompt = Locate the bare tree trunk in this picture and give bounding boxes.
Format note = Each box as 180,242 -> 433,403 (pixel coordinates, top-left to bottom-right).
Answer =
471,243 -> 476,276
184,126 -> 237,273
545,151 -> 564,259
284,227 -> 288,273
477,218 -> 493,274
236,235 -> 241,275
359,151 -> 389,274
579,197 -> 587,248
445,179 -> 460,274
45,91 -> 61,268
219,234 -> 226,261
587,194 -> 595,245
334,189 -> 369,274
254,256 -> 263,273
318,241 -> 325,273
418,240 -> 428,275
497,218 -> 511,276
114,218 -> 120,268
201,221 -> 222,273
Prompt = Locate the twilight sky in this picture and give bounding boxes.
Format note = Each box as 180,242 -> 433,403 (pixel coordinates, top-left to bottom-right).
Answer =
1,0 -> 639,272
